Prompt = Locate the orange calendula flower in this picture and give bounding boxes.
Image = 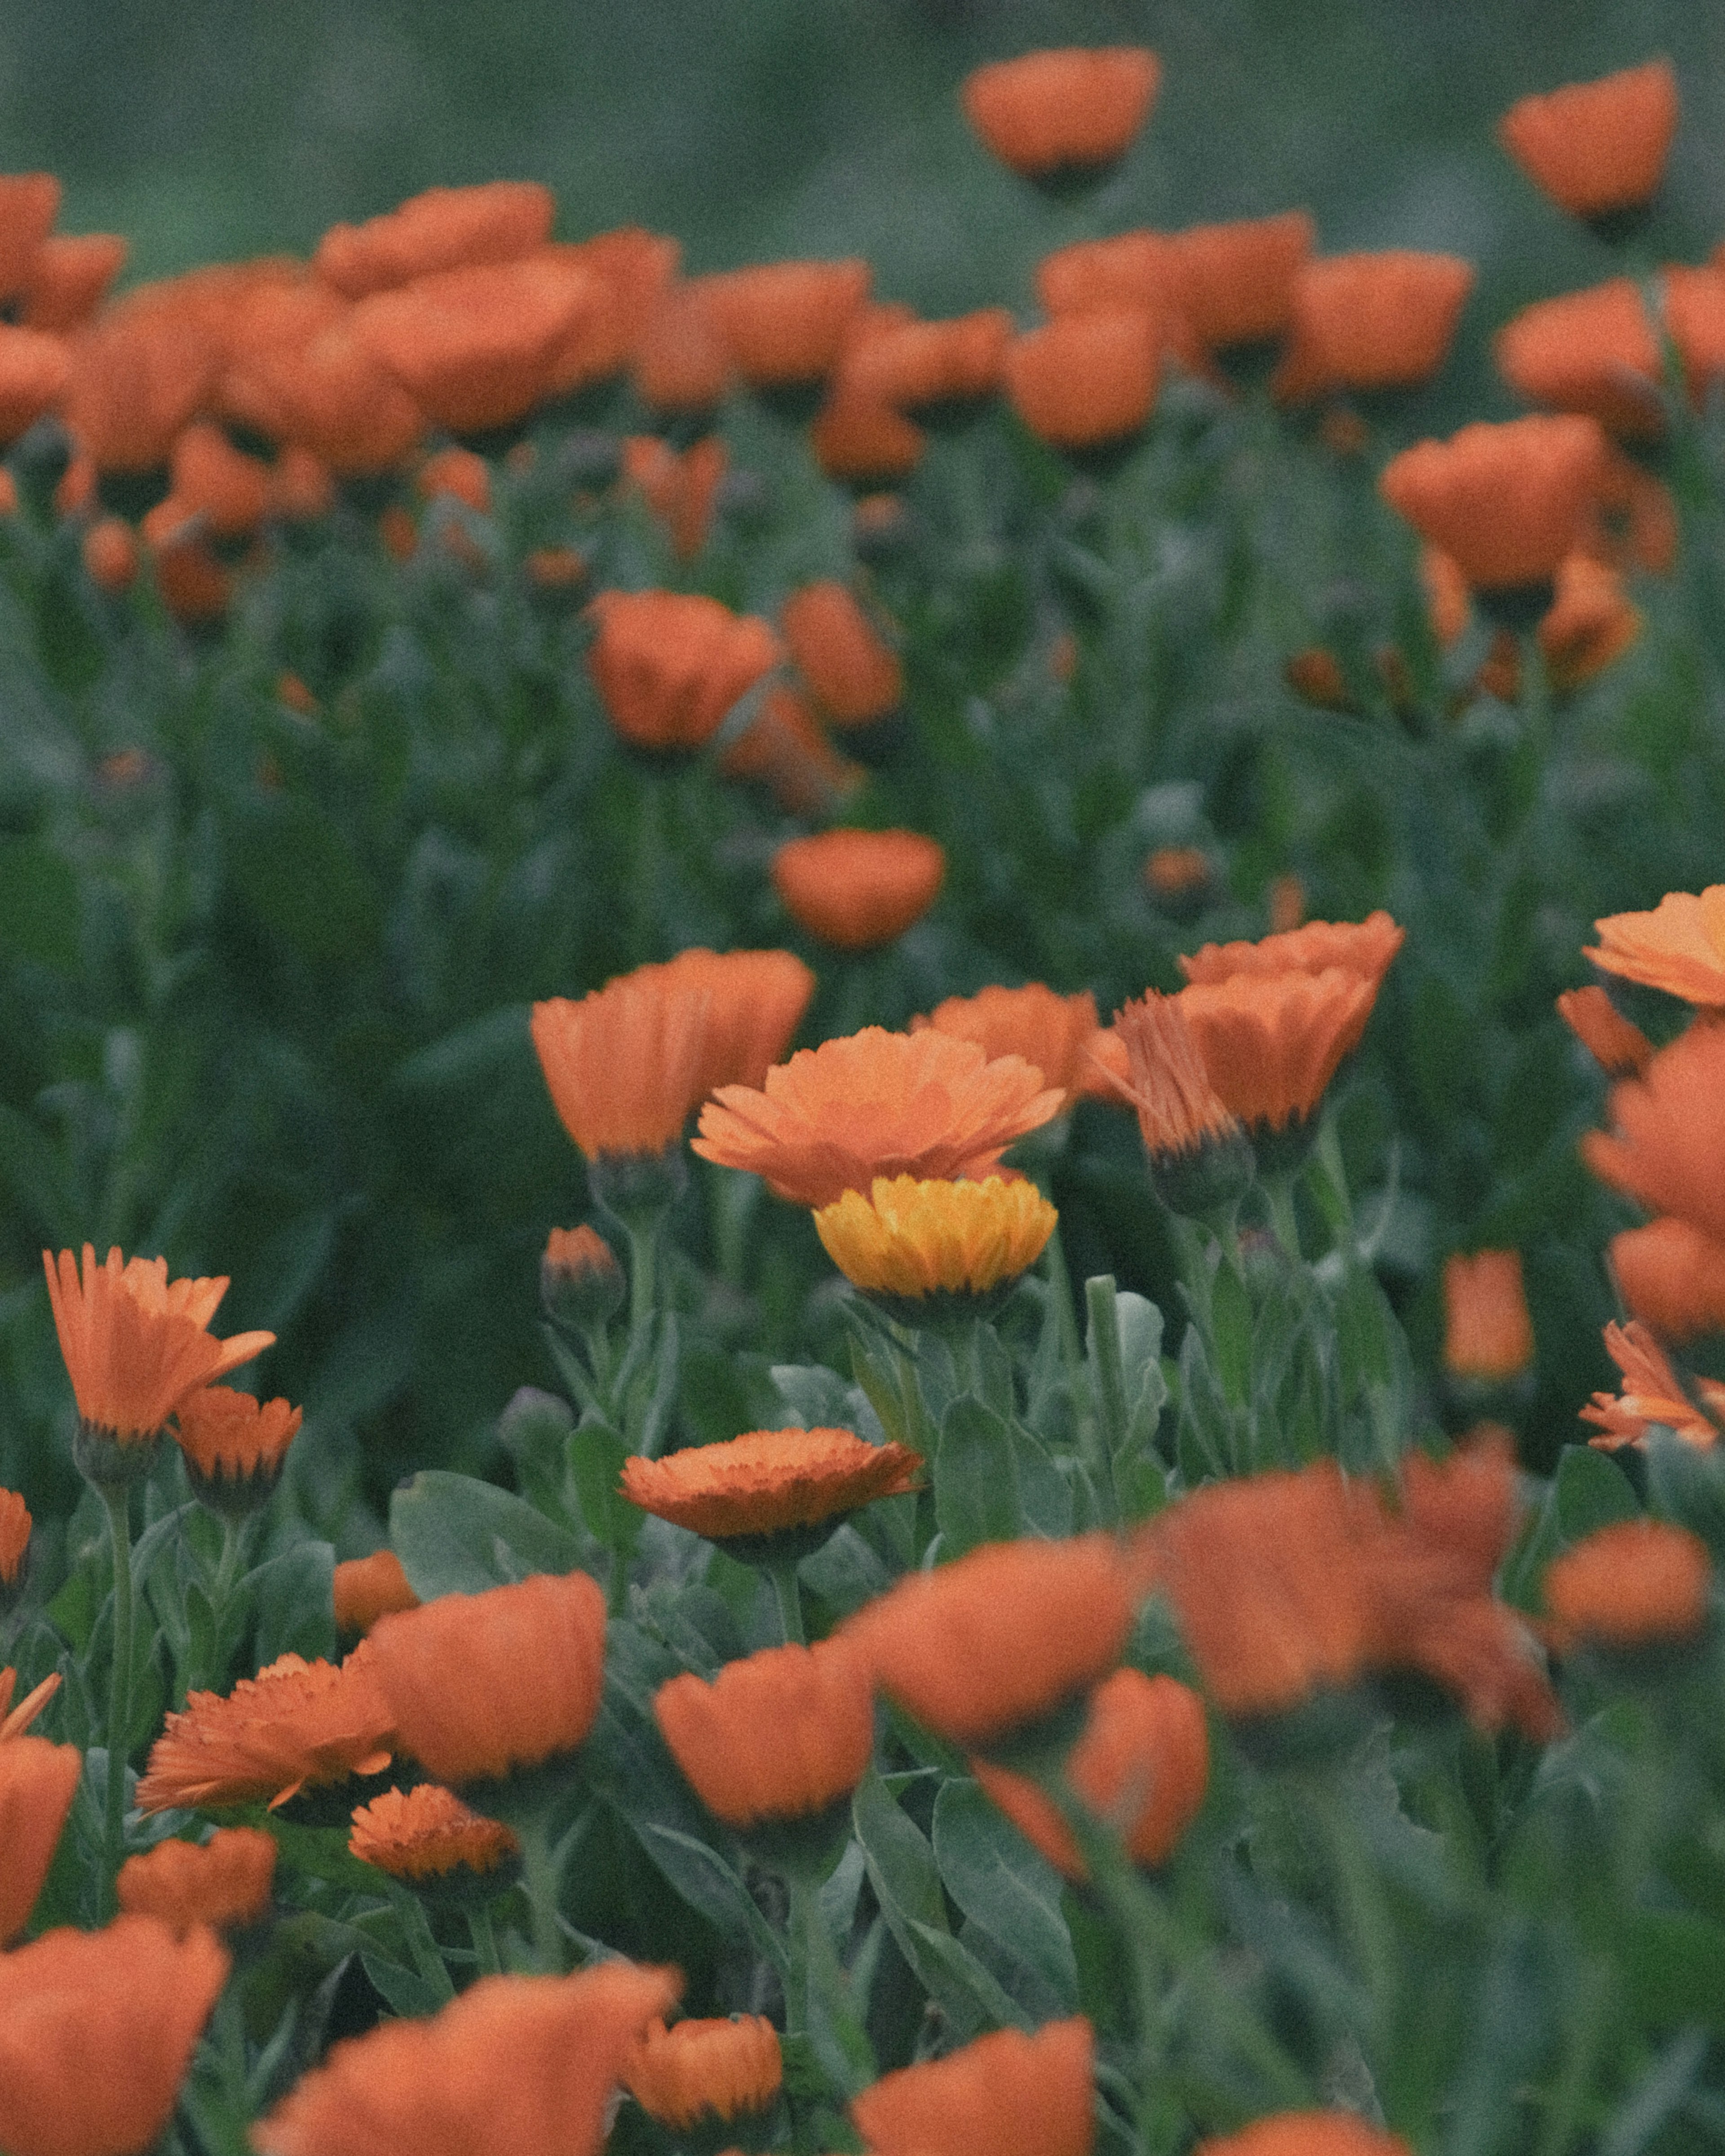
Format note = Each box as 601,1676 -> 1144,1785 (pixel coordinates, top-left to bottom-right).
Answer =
315,182 -> 555,299
1179,969 -> 1379,1135
1585,885 -> 1725,1007
771,828 -> 946,950
367,1568 -> 606,1785
1145,845 -> 1212,900
23,230 -> 128,333
696,259 -> 871,389
1544,1518 -> 1711,1650
225,318 -> 427,476
840,308 -> 1013,413
810,384 -> 927,484
843,1536 -> 1135,1747
137,1647 -> 394,1814
172,1385 -> 302,1515
1556,985 -> 1653,1076
0,324 -> 69,445
623,1427 -> 920,1542
1443,1251 -> 1535,1383
1104,991 -> 1243,1163
349,1783 -> 520,1881
720,685 -> 866,818
252,1959 -> 680,2156
1380,415 -> 1610,591
1495,281 -> 1663,440
0,1916 -> 230,2156
417,444 -> 491,515
852,2016 -> 1096,2156
586,588 -> 780,756
542,1224 -> 627,1333
1580,1319 -> 1725,1450
169,420 -> 271,538
82,515 -> 141,595
920,983 -> 1102,1109
1166,212 -> 1315,351
1610,1218 -> 1725,1345
0,171 -> 60,298
618,433 -> 727,561
634,278 -> 733,414
116,1825 -> 276,1935
694,1025 -> 1064,1207
1180,910 -> 1405,988
1498,59 -> 1679,221
1582,1023 -> 1725,1244
626,2016 -> 783,2129
0,1487 -> 28,1590
1273,251 -> 1474,402
962,48 -> 1159,180
0,1732 -> 81,1944
779,580 -> 902,727
655,1639 -> 876,1828
1195,2115 -> 1414,2156
815,1175 -> 1058,1310
1005,310 -> 1159,451
333,1549 -> 422,1636
1539,552 -> 1641,690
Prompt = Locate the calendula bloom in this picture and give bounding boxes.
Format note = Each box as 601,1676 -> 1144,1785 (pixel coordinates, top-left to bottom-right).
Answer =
23,230 -> 128,332
840,308 -> 1013,413
619,433 -> 727,560
634,278 -> 733,412
622,1427 -> 920,1542
60,282 -> 225,473
0,1916 -> 230,2156
540,226 -> 681,393
0,1732 -> 81,1943
137,1647 -> 394,1814
1539,552 -> 1642,690
367,1568 -> 606,1785
349,1783 -> 520,1881
525,545 -> 588,593
815,1175 -> 1057,1309
1610,1218 -> 1725,1344
1580,1319 -> 1724,1450
1582,1023 -> 1725,1244
417,444 -> 491,515
82,516 -> 140,595
1556,985 -> 1654,1076
655,1639 -> 876,1828
1659,264 -> 1725,412
172,1385 -> 303,1515
810,384 -> 927,483
626,2016 -> 783,2129
1273,251 -> 1475,402
1585,885 -> 1725,1006
694,1025 -> 1064,1207
1165,212 -> 1315,351
0,324 -> 69,444
961,48 -> 1159,180
1103,991 -> 1246,1169
315,181 -> 554,298
0,1487 -> 28,1590
696,258 -> 871,388
1381,415 -> 1610,591
1544,1519 -> 1711,1651
253,1959 -> 681,2156
1442,1251 -> 1535,1383
920,983 -> 1103,1109
720,685 -> 866,817
116,1826 -> 276,1935
586,588 -> 780,756
1494,281 -> 1663,439
0,170 -> 56,300
842,1536 -> 1135,1747
1195,2116 -> 1414,2156
1145,845 -> 1212,900
772,828 -> 946,950
1180,910 -> 1405,989
974,1669 -> 1210,1880
1498,59 -> 1679,220
332,1550 -> 422,1636
1036,228 -> 1182,323
1180,969 -> 1380,1134
224,319 -> 426,475
268,442 -> 336,521
1005,310 -> 1159,451
852,2017 -> 1096,2156
780,580 -> 902,727
168,420 -> 271,537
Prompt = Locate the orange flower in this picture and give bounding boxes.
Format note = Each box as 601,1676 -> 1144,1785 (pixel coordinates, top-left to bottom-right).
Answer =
1036,232 -> 1199,374
172,1386 -> 302,1512
1494,281 -> 1662,439
367,1568 -> 606,1785
618,433 -> 727,560
1166,212 -> 1315,350
663,946 -> 818,1099
1145,844 -> 1212,900
314,181 -> 556,299
696,259 -> 871,388
1273,252 -> 1474,402
268,443 -> 336,522
0,325 -> 68,445
919,983 -> 1102,1108
654,1638 -> 876,1827
1102,990 -> 1245,1166
1610,1218 -> 1725,1344
1584,885 -> 1725,1006
0,172 -> 59,297
622,1427 -> 920,1542
974,1668 -> 1209,1878
116,1825 -> 275,1935
1556,985 -> 1654,1076
42,1244 -> 274,1454
61,280 -> 226,473
586,588 -> 780,756
840,308 -> 1013,412
1538,552 -> 1641,690
82,516 -> 140,595
772,828 -> 945,949
962,48 -> 1159,179
252,1959 -> 680,2156
1195,2115 -> 1414,2156
223,319 -> 426,475
166,420 -> 271,538
333,1550 -> 422,1636
1592,444 -> 1677,575
1379,415 -> 1609,589
417,445 -> 491,515
694,1025 -> 1064,1207
539,228 -> 680,394
851,2017 -> 1096,2156
349,1782 -> 520,1881
0,1733 -> 81,1943
1498,59 -> 1679,220
1420,546 -> 1472,649
720,685 -> 866,817
1178,969 -> 1379,1134
1005,311 -> 1159,451
634,279 -> 733,413
1580,1319 -> 1724,1450
842,1536 -> 1134,1747
0,1487 -> 28,1590
137,1647 -> 394,1813
542,1223 -> 627,1332
779,580 -> 902,727
525,544 -> 588,593
1269,874 -> 1307,935
0,1917 -> 230,2156
815,1176 -> 1058,1308
1179,910 -> 1405,989
626,2017 -> 783,2129
21,231 -> 128,332
1582,1023 -> 1725,1243
810,389 -> 926,483
1659,265 -> 1725,412
1543,1519 -> 1710,1649
1443,1251 -> 1535,1383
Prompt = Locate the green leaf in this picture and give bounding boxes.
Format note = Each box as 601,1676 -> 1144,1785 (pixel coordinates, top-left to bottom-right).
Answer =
0,834 -> 80,970
226,796 -> 380,964
634,1822 -> 789,1976
362,1952 -> 451,2021
935,1397 -> 1022,1554
250,1540 -> 337,1667
567,1418 -> 643,1555
933,1780 -> 1078,2013
1622,1911 -> 1725,2034
1554,1445 -> 1639,1543
389,1471 -> 586,1598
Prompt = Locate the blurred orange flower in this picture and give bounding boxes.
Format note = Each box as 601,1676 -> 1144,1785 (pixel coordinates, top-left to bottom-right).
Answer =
224,319 -> 426,475
61,280 -> 226,472
1379,415 -> 1609,589
0,325 -> 68,445
333,1549 -> 422,1636
1556,985 -> 1653,1077
810,388 -> 926,483
1498,58 -> 1679,219
418,444 -> 491,514
626,2015 -> 782,2129
0,172 -> 62,298
919,983 -> 1102,1108
116,1825 -> 275,1935
21,230 -> 127,332
1538,552 -> 1641,690
697,259 -> 871,388
962,48 -> 1159,178
840,308 -> 1013,412
1610,1217 -> 1725,1345
655,1639 -> 876,1827
1274,251 -> 1474,402
1585,885 -> 1725,1006
0,1487 -> 28,1590
315,181 -> 555,298
851,2016 -> 1096,2156
1195,2115 -> 1414,2156
780,580 -> 902,727
1005,310 -> 1159,451
1443,1251 -> 1535,1383
1580,1319 -> 1725,1450
82,515 -> 140,595
349,1783 -> 520,1881
1167,212 -> 1314,350
720,685 -> 865,817
539,227 -> 680,393
169,420 -> 271,537
586,588 -> 780,755
1544,1518 -> 1710,1649
0,1732 -> 81,1943
1036,230 -> 1202,374
1145,844 -> 1212,899
634,278 -> 733,413
624,1427 -> 919,1542
619,433 -> 727,559
172,1385 -> 302,1509
772,827 -> 946,949
1495,281 -> 1662,439
138,1647 -> 393,1813
1582,1022 -> 1725,1242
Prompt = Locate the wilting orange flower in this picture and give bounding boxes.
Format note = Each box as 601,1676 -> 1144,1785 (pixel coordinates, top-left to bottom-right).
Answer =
720,685 -> 865,817
1274,252 -> 1474,402
1181,910 -> 1405,989
1103,991 -> 1245,1166
624,1427 -> 920,1542
0,1916 -> 230,2156
116,1825 -> 275,1935
1165,212 -> 1314,351
1145,845 -> 1212,900
82,515 -> 140,595
772,828 -> 946,949
815,1176 -> 1058,1305
852,2017 -> 1096,2156
962,48 -> 1159,179
974,1669 -> 1209,1879
367,1569 -> 606,1785
1585,885 -> 1725,1006
1380,415 -> 1609,590
920,983 -> 1102,1108
137,1647 -> 394,1813
333,1549 -> 422,1636
586,588 -> 780,756
253,1959 -> 680,2156
1179,970 -> 1379,1134
696,259 -> 871,388
349,1783 -> 520,1881
1005,311 -> 1159,451
655,1639 -> 876,1827
1443,1251 -> 1535,1383
0,1487 -> 28,1590
1610,1218 -> 1725,1345
1556,985 -> 1653,1076
780,580 -> 902,727
1499,59 -> 1679,220
843,1536 -> 1134,1747
315,182 -> 555,298
1580,1319 -> 1724,1450
694,1025 -> 1064,1207
1582,1022 -> 1725,1244
0,1733 -> 81,1943
22,231 -> 128,332
1195,2115 -> 1414,2156
172,1386 -> 302,1509
1495,281 -> 1663,439
619,433 -> 727,560
840,308 -> 1013,412
1544,1519 -> 1711,1650
43,1244 -> 275,1450
626,2015 -> 782,2129
1539,552 -> 1641,690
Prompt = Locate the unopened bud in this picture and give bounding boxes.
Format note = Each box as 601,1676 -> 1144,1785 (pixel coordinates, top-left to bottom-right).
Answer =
542,1224 -> 626,1333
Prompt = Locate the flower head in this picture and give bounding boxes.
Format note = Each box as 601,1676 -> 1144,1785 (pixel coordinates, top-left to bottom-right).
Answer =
840,308 -> 1013,413
780,580 -> 902,727
720,685 -> 865,817
1580,1319 -> 1724,1450
1494,281 -> 1663,439
332,1550 -> 422,1636
697,259 -> 871,388
694,1025 -> 1064,1207
1103,992 -> 1246,1186
23,231 -> 127,333
1539,552 -> 1641,691
0,1733 -> 81,1944
634,278 -> 733,414
851,2017 -> 1096,2156
962,48 -> 1159,180
1498,59 -> 1679,220
1443,1251 -> 1535,1383
772,827 -> 946,949
586,589 -> 780,756
1273,251 -> 1474,402
0,1487 -> 28,1591
920,984 -> 1101,1109
224,318 -> 426,475
622,1427 -> 920,1542
1195,2116 -> 1414,2156
82,516 -> 140,595
810,386 -> 927,483
137,1648 -> 394,1813
1180,910 -> 1405,989
116,1826 -> 276,1935
654,1639 -> 875,1828
172,1386 -> 302,1515
1543,1519 -> 1710,1649
1581,1022 -> 1725,1244
349,1783 -> 520,1882
1167,212 -> 1314,351
1556,985 -> 1653,1076
1584,885 -> 1725,1006
1610,1218 -> 1725,1345
625,2016 -> 783,2129
1005,310 -> 1159,451
1179,970 -> 1380,1134
542,1224 -> 628,1333
618,432 -> 726,560
1380,416 -> 1610,590
817,1175 -> 1055,1310
314,181 -> 554,298
1035,230 -> 1197,360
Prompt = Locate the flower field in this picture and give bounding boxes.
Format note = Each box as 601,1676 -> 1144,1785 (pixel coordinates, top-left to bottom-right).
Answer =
3,25 -> 1725,2156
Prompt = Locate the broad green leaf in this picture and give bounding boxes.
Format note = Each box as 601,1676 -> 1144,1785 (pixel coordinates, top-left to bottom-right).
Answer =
933,1780 -> 1078,2012
390,1471 -> 586,1598
251,1540 -> 337,1667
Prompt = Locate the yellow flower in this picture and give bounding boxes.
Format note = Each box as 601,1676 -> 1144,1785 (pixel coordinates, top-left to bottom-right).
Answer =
814,1174 -> 1056,1317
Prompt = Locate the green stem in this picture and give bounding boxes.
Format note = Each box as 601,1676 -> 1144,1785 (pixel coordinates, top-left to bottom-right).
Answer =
211,1515 -> 243,1616
606,1544 -> 632,1618
785,1871 -> 814,2039
518,1816 -> 565,1974
625,1220 -> 658,1376
102,1485 -> 135,1910
1264,1174 -> 1302,1263
769,1559 -> 806,1646
1042,1222 -> 1084,1375
468,1903 -> 504,1979
1083,1275 -> 1127,1527
402,1895 -> 456,2001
